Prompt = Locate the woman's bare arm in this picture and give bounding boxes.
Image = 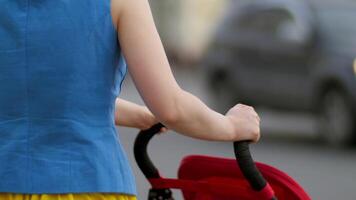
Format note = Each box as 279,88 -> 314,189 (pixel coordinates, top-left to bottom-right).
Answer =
115,98 -> 162,130
111,0 -> 260,142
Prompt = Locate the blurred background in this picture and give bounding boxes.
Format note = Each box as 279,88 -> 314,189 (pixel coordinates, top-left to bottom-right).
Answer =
118,0 -> 356,199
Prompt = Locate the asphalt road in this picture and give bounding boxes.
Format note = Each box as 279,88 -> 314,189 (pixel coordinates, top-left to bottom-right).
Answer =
117,68 -> 356,200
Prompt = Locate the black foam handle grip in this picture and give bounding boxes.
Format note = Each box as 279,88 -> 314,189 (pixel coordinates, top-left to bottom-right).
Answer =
134,123 -> 164,179
234,142 -> 278,200
234,141 -> 267,191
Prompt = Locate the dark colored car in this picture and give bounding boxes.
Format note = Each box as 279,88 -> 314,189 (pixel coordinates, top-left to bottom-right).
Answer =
203,0 -> 356,146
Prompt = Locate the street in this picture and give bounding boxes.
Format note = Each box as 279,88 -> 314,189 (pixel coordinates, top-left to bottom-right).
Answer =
117,68 -> 356,200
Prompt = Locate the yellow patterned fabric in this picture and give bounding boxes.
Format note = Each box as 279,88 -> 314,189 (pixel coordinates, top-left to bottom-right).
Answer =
0,193 -> 137,200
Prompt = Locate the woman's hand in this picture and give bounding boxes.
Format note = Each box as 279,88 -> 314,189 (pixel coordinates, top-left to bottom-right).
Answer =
226,104 -> 261,143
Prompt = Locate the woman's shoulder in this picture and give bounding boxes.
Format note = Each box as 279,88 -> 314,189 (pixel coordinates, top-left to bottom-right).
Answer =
111,0 -> 123,31
111,0 -> 151,31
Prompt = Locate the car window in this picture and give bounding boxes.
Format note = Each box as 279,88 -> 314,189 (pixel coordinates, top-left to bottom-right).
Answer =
316,6 -> 356,53
237,8 -> 302,42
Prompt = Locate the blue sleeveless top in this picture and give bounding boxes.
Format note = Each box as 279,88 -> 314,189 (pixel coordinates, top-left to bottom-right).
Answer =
0,0 -> 136,195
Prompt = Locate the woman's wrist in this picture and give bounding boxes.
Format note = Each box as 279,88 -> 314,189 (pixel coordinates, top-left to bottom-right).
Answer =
221,116 -> 237,141
136,106 -> 157,130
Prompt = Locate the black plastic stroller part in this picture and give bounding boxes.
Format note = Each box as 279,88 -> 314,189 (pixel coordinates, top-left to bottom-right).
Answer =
134,124 -> 277,200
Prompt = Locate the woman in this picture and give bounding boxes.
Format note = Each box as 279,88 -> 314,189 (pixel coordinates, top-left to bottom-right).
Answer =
0,0 -> 260,199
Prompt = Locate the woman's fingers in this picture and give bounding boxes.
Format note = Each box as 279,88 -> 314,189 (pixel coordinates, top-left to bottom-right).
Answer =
237,104 -> 260,121
226,103 -> 261,143
159,127 -> 168,134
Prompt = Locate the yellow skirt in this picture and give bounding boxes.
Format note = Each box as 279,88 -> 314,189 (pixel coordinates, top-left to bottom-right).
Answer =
0,193 -> 137,200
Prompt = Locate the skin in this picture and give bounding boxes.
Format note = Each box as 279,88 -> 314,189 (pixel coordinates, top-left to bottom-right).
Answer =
111,0 -> 260,142
115,98 -> 167,131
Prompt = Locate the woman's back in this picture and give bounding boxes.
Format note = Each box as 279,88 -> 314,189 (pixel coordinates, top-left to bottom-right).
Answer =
0,0 -> 135,195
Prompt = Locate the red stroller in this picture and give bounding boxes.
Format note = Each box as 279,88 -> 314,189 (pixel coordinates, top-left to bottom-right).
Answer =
134,124 -> 311,200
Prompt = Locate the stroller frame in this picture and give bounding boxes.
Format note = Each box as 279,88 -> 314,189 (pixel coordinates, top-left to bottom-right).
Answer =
134,124 -> 310,200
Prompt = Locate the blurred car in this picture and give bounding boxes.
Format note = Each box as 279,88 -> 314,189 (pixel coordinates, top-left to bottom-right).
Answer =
203,0 -> 356,146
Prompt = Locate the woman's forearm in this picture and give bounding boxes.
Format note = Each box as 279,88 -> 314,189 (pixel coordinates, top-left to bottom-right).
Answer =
115,98 -> 157,130
161,90 -> 235,141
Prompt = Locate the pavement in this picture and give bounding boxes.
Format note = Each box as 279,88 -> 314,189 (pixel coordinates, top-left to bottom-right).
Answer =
117,68 -> 356,200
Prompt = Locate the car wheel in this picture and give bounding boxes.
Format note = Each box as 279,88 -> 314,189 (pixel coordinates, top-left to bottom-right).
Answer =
318,89 -> 355,146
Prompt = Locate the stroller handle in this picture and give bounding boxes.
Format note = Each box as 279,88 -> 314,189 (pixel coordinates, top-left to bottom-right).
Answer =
234,141 -> 267,190
134,123 -> 163,179
134,123 -> 277,200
